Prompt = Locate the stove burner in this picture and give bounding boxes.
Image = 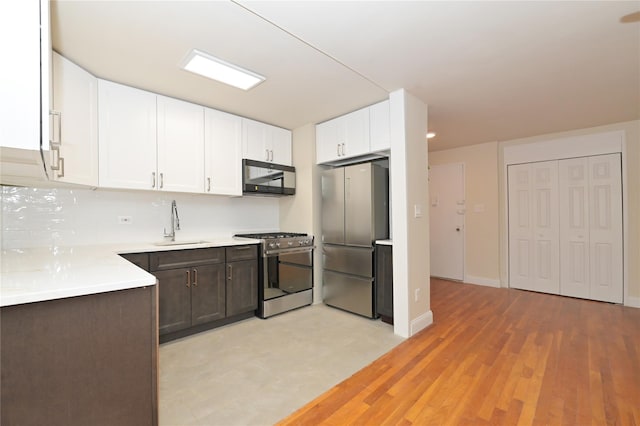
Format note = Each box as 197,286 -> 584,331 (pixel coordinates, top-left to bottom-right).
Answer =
236,232 -> 307,239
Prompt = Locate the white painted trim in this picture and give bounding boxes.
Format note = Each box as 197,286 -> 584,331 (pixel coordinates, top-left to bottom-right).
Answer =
625,296 -> 640,309
503,130 -> 624,165
410,310 -> 433,336
464,275 -> 501,288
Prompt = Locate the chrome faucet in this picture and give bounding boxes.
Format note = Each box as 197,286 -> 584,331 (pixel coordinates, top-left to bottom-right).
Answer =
163,200 -> 181,241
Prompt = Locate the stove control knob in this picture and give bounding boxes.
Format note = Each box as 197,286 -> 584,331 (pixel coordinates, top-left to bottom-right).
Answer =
276,242 -> 281,248
298,241 -> 304,246
269,242 -> 276,249
288,241 -> 293,246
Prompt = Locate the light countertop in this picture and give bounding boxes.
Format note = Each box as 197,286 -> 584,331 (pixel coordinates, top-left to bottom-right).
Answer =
0,238 -> 261,307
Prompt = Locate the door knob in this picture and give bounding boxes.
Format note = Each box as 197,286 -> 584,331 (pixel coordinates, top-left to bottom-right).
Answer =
456,227 -> 460,232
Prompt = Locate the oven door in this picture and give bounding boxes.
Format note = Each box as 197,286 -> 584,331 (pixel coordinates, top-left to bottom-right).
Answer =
265,250 -> 313,297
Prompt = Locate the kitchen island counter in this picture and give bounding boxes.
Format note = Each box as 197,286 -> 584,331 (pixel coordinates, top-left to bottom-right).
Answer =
0,238 -> 261,307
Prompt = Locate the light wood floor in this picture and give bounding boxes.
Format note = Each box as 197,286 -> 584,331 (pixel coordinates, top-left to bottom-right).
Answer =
278,279 -> 640,425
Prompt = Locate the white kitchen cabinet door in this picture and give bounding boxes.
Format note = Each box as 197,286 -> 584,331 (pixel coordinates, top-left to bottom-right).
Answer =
157,96 -> 204,193
508,161 -> 559,295
242,118 -> 270,162
369,100 -> 390,152
559,155 -> 623,303
316,106 -> 370,164
341,107 -> 370,159
204,108 -> 242,195
0,0 -> 46,152
99,80 -> 157,190
316,118 -> 341,164
51,52 -> 98,186
269,125 -> 292,165
242,118 -> 292,165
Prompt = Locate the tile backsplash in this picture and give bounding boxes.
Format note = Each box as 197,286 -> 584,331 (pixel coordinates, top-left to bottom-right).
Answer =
1,186 -> 279,249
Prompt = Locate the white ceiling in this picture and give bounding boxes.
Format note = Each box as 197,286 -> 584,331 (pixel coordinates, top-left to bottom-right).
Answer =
51,1 -> 639,152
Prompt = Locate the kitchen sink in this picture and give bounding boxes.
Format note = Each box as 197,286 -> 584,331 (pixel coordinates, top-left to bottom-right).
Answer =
153,240 -> 209,247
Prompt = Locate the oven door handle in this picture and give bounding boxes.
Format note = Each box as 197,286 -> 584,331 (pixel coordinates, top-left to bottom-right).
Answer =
263,246 -> 316,257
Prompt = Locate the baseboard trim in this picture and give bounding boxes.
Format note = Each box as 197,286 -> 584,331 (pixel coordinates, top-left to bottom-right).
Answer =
410,310 -> 433,336
464,275 -> 501,288
625,295 -> 640,308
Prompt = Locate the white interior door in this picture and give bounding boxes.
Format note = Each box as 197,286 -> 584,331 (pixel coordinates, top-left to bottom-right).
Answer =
508,161 -> 559,294
511,154 -> 622,303
429,163 -> 464,281
587,154 -> 623,303
559,157 -> 591,298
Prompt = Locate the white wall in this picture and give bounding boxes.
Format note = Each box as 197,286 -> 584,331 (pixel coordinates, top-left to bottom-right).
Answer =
1,186 -> 279,249
389,89 -> 431,338
279,123 -> 323,304
429,141 -> 500,287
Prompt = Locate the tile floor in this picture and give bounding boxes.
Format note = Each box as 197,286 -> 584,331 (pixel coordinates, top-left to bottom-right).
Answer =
159,304 -> 404,426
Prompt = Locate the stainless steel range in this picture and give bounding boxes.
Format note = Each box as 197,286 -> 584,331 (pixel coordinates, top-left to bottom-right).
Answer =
234,232 -> 314,318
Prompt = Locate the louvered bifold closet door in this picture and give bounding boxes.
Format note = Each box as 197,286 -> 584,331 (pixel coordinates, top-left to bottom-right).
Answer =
508,161 -> 559,294
559,154 -> 623,303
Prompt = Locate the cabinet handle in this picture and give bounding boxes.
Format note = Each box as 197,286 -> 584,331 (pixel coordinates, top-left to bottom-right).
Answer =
192,268 -> 198,287
341,143 -> 345,156
337,144 -> 341,156
265,149 -> 270,161
50,110 -> 61,145
57,157 -> 65,178
152,172 -> 156,188
207,177 -> 211,192
270,150 -> 274,162
186,270 -> 191,288
50,145 -> 61,170
227,264 -> 233,280
160,173 -> 164,189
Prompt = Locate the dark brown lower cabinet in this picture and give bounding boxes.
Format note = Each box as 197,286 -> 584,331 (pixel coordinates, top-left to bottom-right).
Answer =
154,263 -> 226,335
0,286 -> 158,426
136,245 -> 258,342
226,259 -> 258,316
191,263 -> 226,325
375,244 -> 394,324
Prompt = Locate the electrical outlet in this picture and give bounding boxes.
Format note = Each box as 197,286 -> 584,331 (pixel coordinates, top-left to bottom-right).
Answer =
118,216 -> 133,225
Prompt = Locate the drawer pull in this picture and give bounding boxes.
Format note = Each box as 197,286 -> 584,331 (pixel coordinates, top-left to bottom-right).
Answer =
186,270 -> 191,288
227,264 -> 233,280
193,268 -> 198,287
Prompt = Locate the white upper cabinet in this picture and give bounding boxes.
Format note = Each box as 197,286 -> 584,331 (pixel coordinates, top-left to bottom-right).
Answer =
157,96 -> 204,193
51,52 -> 98,186
0,0 -> 51,185
98,79 -> 157,190
316,105 -> 371,164
242,118 -> 292,165
204,108 -> 242,196
369,100 -> 390,152
270,125 -> 292,165
0,0 -> 47,152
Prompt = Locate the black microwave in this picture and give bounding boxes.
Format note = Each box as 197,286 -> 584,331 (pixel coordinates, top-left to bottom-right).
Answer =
242,159 -> 296,196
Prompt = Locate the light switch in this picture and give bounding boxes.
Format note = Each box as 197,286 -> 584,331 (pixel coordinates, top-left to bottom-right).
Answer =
414,204 -> 423,218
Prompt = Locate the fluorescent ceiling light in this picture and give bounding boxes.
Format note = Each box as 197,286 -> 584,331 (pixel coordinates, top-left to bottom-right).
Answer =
426,132 -> 436,139
181,49 -> 265,90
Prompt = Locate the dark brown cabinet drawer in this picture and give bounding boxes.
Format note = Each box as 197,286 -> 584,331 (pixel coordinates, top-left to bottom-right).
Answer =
150,248 -> 224,271
225,245 -> 258,262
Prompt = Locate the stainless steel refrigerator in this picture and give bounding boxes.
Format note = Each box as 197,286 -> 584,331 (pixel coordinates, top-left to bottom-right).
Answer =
321,161 -> 389,318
